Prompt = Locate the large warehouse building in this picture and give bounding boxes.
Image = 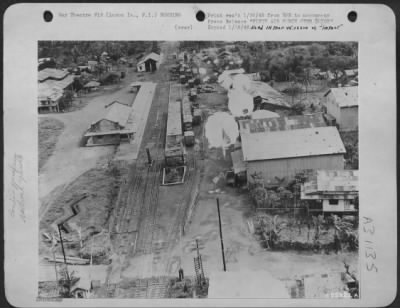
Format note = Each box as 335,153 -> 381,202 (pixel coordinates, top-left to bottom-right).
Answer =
239,115 -> 346,185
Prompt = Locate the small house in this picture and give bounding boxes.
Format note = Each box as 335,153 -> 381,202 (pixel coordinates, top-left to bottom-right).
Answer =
137,52 -> 160,72
301,170 -> 358,213
88,60 -> 98,72
324,86 -> 358,131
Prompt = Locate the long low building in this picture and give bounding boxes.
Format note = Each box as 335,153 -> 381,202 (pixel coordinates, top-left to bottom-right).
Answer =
38,68 -> 75,113
84,101 -> 135,146
241,125 -> 346,185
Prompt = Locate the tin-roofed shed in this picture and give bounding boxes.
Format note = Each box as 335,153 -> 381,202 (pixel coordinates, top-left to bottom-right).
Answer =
324,86 -> 358,131
241,126 -> 346,185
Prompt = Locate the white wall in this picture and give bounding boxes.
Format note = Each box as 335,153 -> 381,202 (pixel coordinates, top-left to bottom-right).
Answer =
322,199 -> 355,212
137,63 -> 146,72
340,106 -> 358,131
326,92 -> 341,124
246,154 -> 344,185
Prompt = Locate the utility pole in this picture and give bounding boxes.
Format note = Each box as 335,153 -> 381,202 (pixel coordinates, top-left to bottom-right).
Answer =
146,148 -> 152,166
57,224 -> 70,282
216,198 -> 227,271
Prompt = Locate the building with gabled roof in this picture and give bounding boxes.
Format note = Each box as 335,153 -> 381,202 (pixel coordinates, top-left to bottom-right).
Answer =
137,52 -> 160,72
38,68 -> 70,82
245,81 -> 291,111
324,86 -> 358,131
38,69 -> 75,113
241,126 -> 346,185
301,170 -> 358,213
84,101 -> 135,146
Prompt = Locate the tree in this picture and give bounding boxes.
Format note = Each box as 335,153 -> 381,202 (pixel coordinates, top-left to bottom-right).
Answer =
290,102 -> 305,115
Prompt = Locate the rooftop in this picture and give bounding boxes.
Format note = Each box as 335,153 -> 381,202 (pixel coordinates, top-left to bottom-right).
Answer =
245,81 -> 291,108
325,86 -> 358,108
344,69 -> 358,77
239,114 -> 327,135
38,68 -> 70,82
102,102 -> 132,127
137,52 -> 160,66
166,99 -> 182,136
302,170 -> 358,196
241,126 -> 346,161
38,83 -> 64,103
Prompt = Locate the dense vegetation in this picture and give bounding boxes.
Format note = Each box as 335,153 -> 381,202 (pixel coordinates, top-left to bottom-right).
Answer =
38,41 -> 160,67
239,42 -> 358,81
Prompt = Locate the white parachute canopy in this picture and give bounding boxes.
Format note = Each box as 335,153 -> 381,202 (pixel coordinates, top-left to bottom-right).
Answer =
205,112 -> 239,148
227,88 -> 254,117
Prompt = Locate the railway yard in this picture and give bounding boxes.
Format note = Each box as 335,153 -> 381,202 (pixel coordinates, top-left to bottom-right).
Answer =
39,41 -> 359,299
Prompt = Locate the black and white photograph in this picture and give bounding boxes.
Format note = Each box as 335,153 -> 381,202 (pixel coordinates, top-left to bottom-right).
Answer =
37,40 -> 360,299
3,3 -> 396,307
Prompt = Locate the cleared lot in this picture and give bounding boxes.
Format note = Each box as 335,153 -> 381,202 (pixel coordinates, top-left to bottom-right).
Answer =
39,117 -> 65,171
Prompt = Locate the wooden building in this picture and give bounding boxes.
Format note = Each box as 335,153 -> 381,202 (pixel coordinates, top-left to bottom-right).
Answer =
323,86 -> 358,131
301,170 -> 358,213
137,52 -> 160,72
38,68 -> 75,113
84,101 -> 134,146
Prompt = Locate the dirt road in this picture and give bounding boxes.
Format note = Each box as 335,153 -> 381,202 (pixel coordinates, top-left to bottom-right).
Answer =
39,72 -> 139,219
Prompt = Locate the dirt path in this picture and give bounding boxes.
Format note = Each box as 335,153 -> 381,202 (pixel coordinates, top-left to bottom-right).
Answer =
39,75 -> 139,218
167,181 -> 358,293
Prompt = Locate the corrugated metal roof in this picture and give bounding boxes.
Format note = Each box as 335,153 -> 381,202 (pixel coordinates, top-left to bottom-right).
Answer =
103,102 -> 131,127
41,75 -> 75,90
38,75 -> 74,104
301,169 -> 358,198
316,170 -> 358,192
38,68 -> 70,82
241,126 -> 346,161
245,81 -> 290,108
327,86 -> 358,107
239,114 -> 326,134
38,83 -> 64,102
166,100 -> 182,136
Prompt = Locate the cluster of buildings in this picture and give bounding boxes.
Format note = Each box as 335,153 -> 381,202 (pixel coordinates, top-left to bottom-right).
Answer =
220,67 -> 359,214
38,50 -> 161,114
231,112 -> 358,213
38,68 -> 75,113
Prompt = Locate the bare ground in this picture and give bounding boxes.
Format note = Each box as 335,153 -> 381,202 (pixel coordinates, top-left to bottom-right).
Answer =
39,117 -> 65,171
